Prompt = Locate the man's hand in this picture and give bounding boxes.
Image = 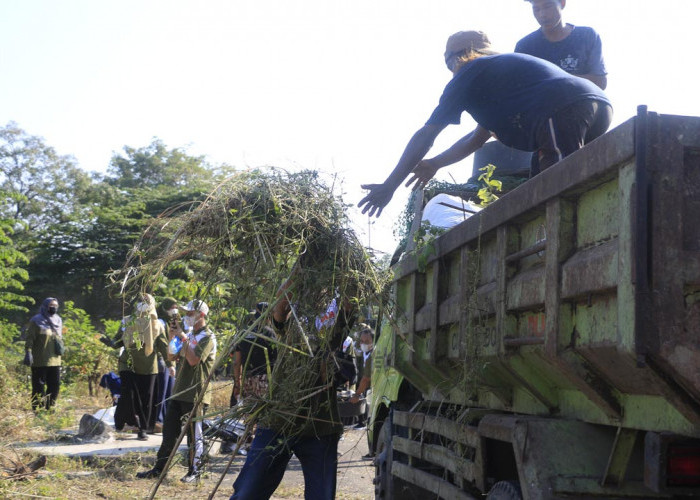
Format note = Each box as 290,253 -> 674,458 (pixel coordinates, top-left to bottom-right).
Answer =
23,351 -> 33,367
168,366 -> 176,377
405,159 -> 440,190
99,336 -> 115,348
358,183 -> 396,218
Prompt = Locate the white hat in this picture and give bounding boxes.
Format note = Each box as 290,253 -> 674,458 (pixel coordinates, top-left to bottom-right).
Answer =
183,299 -> 209,316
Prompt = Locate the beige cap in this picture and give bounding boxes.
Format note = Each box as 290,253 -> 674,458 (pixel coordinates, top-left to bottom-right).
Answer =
444,30 -> 498,64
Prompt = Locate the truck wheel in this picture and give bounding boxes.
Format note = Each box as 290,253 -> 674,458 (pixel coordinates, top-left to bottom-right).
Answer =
374,422 -> 391,499
486,481 -> 522,500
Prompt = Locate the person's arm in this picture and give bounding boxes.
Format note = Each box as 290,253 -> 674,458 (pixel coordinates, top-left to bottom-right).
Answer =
350,375 -> 371,403
23,322 -> 36,366
578,73 -> 606,90
273,275 -> 296,326
154,323 -> 174,369
405,125 -> 492,189
581,31 -> 607,90
358,123 -> 446,217
179,331 -> 202,367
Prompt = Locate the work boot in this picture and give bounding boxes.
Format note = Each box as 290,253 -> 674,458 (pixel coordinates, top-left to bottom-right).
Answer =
137,429 -> 148,440
136,467 -> 162,479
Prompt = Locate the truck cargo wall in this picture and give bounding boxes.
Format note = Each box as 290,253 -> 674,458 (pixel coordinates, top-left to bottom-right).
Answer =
389,110 -> 700,436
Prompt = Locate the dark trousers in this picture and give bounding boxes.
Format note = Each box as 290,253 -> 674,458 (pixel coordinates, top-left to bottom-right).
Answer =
31,366 -> 60,411
114,371 -> 156,432
231,428 -> 340,500
155,399 -> 207,473
154,363 -> 174,426
114,370 -> 137,430
132,373 -> 156,432
532,99 -> 613,174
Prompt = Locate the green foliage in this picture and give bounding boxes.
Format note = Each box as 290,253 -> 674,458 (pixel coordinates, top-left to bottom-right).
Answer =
60,301 -> 116,392
412,221 -> 446,272
107,138 -> 218,189
0,190 -> 32,313
476,164 -> 503,206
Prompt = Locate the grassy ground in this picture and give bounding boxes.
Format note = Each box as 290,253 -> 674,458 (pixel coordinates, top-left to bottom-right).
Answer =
0,368 -> 373,500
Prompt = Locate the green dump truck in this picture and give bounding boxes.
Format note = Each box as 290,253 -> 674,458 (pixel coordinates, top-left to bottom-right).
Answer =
369,108 -> 700,499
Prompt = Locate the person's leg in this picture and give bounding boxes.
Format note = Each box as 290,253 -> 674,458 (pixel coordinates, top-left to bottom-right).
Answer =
154,363 -> 167,426
45,366 -> 61,410
584,102 -> 613,144
230,428 -> 293,500
113,370 -> 133,431
30,367 -> 46,411
535,100 -> 599,171
153,399 -> 185,471
132,373 -> 156,435
181,401 -> 207,475
292,433 -> 341,500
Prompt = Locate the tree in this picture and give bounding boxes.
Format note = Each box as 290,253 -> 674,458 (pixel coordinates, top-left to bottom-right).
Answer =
0,189 -> 32,314
107,138 -> 214,189
0,122 -> 92,242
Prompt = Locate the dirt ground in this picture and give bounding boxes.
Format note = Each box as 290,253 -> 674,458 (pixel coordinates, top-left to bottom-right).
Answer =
13,426 -> 375,500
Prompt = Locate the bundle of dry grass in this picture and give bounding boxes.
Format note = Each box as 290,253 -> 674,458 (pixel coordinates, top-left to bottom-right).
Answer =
115,168 -> 388,496
120,168 -> 382,314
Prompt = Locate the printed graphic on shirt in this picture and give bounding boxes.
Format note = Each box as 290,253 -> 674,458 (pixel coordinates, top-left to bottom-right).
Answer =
560,54 -> 578,72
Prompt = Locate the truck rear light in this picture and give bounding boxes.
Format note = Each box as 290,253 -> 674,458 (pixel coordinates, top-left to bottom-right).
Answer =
667,445 -> 700,487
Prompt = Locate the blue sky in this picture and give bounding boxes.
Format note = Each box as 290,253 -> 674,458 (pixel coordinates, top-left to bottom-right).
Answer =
2,0 -> 699,254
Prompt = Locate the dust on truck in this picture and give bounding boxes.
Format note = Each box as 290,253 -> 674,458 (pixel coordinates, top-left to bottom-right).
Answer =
369,108 -> 700,499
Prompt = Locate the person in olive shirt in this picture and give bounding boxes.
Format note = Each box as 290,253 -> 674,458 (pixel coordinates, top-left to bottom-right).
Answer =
109,294 -> 171,440
137,299 -> 216,484
24,297 -> 64,411
231,282 -> 356,500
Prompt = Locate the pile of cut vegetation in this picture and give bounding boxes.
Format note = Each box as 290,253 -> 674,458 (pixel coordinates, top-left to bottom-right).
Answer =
117,169 -> 388,486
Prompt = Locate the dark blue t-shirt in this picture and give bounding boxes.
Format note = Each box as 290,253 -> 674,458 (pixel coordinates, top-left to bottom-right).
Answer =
426,53 -> 610,151
515,25 -> 606,77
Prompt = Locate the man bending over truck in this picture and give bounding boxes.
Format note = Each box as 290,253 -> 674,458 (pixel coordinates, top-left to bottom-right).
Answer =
358,30 -> 612,218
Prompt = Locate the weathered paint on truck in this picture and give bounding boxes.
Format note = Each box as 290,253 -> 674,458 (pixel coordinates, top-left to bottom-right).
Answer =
371,108 -> 700,499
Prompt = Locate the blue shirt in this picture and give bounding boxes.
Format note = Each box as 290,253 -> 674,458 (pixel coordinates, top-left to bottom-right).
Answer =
515,25 -> 607,77
425,53 -> 610,151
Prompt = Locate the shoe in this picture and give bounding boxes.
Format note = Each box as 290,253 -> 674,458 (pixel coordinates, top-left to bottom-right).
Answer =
353,423 -> 367,430
153,422 -> 163,434
219,440 -> 234,454
136,467 -> 162,479
180,469 -> 202,483
137,430 -> 148,440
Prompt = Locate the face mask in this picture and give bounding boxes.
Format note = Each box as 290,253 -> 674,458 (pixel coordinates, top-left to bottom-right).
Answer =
48,306 -> 58,315
183,315 -> 197,330
360,343 -> 372,354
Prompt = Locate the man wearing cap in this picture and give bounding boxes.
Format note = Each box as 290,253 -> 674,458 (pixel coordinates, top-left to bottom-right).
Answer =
136,299 -> 217,483
358,30 -> 612,217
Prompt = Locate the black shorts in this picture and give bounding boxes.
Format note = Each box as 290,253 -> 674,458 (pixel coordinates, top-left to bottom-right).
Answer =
532,99 -> 613,175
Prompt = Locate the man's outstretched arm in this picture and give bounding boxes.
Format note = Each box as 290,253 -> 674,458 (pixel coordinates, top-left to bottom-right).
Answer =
358,123 -> 444,218
406,125 -> 491,189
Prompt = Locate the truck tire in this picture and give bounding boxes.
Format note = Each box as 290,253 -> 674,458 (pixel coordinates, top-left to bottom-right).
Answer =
486,481 -> 522,500
374,422 -> 391,499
